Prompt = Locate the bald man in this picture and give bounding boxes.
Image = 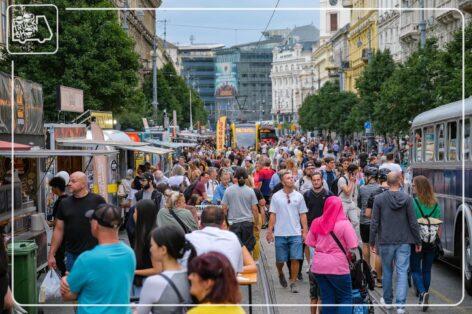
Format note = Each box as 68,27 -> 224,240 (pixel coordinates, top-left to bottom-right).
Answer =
48,171 -> 106,271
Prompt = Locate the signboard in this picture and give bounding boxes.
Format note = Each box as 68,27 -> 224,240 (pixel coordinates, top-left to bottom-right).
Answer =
90,111 -> 113,129
90,122 -> 108,202
142,118 -> 149,130
215,62 -> 238,98
216,116 -> 227,151
56,85 -> 84,113
0,72 -> 43,135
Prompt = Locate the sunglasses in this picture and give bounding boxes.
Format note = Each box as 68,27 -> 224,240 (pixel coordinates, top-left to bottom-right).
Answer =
286,193 -> 291,204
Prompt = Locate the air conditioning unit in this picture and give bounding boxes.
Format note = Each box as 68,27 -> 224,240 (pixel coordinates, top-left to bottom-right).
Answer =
362,48 -> 372,62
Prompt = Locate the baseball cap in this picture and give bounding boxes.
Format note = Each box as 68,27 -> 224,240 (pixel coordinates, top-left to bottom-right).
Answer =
85,204 -> 123,229
305,162 -> 315,168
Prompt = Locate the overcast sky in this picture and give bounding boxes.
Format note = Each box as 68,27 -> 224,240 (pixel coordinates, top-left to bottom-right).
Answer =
158,0 -> 321,47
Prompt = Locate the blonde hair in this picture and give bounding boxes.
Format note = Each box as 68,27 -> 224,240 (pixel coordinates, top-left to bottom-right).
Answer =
413,175 -> 437,207
245,175 -> 255,188
166,191 -> 185,209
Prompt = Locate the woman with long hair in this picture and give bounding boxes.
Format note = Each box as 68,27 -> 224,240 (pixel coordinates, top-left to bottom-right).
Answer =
306,196 -> 358,314
138,225 -> 195,314
411,175 -> 442,311
132,199 -> 159,298
187,252 -> 244,314
285,158 -> 303,182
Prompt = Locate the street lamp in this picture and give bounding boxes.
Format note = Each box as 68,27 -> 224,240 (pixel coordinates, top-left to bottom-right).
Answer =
151,9 -> 158,122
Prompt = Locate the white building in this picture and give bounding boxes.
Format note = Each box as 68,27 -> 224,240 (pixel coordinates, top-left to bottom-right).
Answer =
379,0 -> 471,62
270,25 -> 320,122
319,0 -> 351,43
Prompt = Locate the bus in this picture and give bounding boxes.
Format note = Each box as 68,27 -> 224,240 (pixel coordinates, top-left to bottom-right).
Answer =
410,97 -> 472,294
256,121 -> 278,152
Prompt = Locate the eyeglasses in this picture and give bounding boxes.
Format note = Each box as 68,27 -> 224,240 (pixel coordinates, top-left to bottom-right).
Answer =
286,193 -> 291,204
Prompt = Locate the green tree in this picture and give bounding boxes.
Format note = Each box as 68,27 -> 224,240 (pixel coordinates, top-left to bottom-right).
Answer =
376,39 -> 444,135
1,0 -> 143,125
354,50 -> 396,131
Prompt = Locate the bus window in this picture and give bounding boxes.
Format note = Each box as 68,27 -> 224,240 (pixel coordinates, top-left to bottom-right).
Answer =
424,126 -> 435,161
447,121 -> 458,160
463,118 -> 471,160
415,129 -> 422,162
436,123 -> 445,161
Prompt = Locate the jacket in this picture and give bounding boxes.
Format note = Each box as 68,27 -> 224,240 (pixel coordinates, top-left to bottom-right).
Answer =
369,190 -> 421,246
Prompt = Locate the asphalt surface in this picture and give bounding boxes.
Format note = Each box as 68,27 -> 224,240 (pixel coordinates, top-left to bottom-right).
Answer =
259,229 -> 472,314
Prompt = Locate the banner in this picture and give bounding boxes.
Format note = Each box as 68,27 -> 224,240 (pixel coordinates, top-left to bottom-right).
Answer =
90,111 -> 113,129
216,116 -> 227,151
56,85 -> 84,113
215,62 -> 238,98
0,72 -> 43,135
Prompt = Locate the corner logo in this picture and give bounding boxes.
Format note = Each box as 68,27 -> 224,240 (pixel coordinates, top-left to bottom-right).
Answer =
7,4 -> 59,55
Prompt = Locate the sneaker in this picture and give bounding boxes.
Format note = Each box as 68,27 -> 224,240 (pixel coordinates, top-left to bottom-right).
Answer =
290,282 -> 299,293
297,272 -> 303,281
278,273 -> 287,288
421,292 -> 429,312
396,309 -> 406,314
380,297 -> 393,310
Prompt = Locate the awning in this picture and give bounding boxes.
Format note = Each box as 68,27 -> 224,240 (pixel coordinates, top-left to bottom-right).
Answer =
117,145 -> 173,155
56,138 -> 147,147
145,139 -> 197,148
0,141 -> 31,151
0,149 -> 119,158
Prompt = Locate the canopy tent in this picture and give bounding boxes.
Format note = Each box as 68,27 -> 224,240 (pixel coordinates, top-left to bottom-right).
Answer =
55,138 -> 147,148
0,141 -> 32,151
117,145 -> 173,155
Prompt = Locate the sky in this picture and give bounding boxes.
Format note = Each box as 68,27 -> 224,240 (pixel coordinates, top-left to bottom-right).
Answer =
158,0 -> 321,47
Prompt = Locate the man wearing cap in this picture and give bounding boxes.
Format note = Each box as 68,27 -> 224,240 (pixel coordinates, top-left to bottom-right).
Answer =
222,167 -> 260,252
60,204 -> 136,311
48,172 -> 106,272
134,172 -> 164,212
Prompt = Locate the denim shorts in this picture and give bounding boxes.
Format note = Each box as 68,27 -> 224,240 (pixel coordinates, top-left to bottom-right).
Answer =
275,236 -> 303,262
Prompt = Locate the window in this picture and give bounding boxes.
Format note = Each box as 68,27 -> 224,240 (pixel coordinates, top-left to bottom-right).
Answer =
330,13 -> 338,32
447,121 -> 458,160
424,126 -> 435,161
436,123 -> 445,161
415,129 -> 422,162
463,118 -> 471,160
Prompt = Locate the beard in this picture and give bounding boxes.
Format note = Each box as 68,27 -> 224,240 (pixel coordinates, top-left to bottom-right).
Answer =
143,183 -> 151,190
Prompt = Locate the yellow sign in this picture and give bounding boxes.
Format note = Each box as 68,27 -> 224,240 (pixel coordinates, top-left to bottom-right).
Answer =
291,123 -> 297,131
91,111 -> 114,129
277,124 -> 283,130
216,116 -> 227,151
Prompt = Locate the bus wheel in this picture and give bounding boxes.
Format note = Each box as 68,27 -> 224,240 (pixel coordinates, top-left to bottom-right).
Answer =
465,226 -> 472,296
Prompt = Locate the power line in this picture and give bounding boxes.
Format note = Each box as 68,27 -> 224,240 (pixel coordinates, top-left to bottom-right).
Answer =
253,0 -> 281,50
158,22 -> 261,32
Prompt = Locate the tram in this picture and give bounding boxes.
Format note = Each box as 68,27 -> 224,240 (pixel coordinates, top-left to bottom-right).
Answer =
410,97 -> 472,294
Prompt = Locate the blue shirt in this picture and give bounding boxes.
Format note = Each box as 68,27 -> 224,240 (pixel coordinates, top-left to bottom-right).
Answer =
269,172 -> 280,190
67,242 -> 136,314
212,183 -> 229,204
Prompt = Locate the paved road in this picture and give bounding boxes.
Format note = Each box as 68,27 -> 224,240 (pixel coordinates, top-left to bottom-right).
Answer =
259,229 -> 472,314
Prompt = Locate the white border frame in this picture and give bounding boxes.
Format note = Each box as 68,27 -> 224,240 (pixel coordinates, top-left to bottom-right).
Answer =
9,5 -> 466,310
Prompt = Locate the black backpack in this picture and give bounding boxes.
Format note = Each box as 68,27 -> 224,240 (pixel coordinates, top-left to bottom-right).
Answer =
330,176 -> 348,196
183,181 -> 198,202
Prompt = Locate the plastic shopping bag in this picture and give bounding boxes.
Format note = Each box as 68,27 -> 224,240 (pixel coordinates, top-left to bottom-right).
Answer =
38,270 -> 62,303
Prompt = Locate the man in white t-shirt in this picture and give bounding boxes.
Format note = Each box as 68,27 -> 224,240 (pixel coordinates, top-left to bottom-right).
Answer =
185,206 -> 243,273
338,163 -> 360,240
379,152 -> 402,174
267,170 -> 308,293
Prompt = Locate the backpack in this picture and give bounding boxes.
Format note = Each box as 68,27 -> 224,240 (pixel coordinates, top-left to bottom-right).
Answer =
330,176 -> 348,196
183,181 -> 198,203
414,198 -> 442,245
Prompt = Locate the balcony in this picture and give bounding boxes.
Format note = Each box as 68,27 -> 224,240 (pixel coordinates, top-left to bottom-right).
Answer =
342,0 -> 353,7
400,23 -> 419,43
436,0 -> 462,24
459,0 -> 472,13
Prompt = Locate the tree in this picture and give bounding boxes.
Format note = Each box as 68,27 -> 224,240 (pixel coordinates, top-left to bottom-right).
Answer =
1,0 -> 143,124
376,39 -> 444,135
354,50 -> 396,131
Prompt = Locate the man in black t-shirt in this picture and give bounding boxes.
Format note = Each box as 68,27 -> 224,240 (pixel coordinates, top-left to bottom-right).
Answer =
48,172 -> 106,272
49,176 -> 68,275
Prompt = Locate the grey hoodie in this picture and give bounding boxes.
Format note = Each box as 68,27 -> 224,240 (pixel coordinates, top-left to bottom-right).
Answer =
369,190 -> 421,246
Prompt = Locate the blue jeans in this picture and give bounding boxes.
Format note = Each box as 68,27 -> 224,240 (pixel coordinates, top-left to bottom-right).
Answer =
65,251 -> 80,271
410,247 -> 436,294
274,236 -> 303,262
379,244 -> 411,310
314,274 -> 352,314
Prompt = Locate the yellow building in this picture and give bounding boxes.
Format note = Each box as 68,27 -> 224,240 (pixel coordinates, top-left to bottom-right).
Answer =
312,40 -> 334,93
345,0 -> 378,93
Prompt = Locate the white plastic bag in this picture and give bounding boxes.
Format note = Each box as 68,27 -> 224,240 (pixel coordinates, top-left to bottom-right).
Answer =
38,270 -> 62,303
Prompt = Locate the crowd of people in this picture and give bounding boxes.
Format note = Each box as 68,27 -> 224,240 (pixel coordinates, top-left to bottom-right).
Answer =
40,134 -> 442,314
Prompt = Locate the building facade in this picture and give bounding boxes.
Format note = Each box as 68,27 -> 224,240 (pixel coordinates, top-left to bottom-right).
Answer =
344,0 -> 378,93
179,44 -> 225,126
319,0 -> 351,42
377,0 -> 402,62
270,25 -> 320,122
215,31 -> 287,123
330,23 -> 350,90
